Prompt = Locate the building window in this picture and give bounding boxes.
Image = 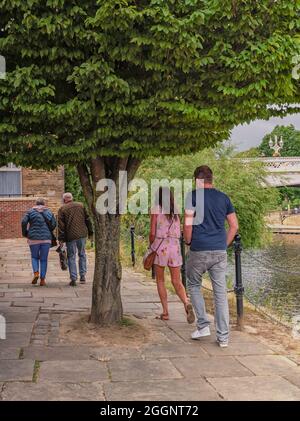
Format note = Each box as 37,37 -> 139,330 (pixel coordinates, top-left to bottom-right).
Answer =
0,164 -> 22,197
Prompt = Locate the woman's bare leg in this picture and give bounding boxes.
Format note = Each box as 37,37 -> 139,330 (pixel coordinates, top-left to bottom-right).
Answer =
155,265 -> 169,318
169,266 -> 188,304
169,266 -> 195,324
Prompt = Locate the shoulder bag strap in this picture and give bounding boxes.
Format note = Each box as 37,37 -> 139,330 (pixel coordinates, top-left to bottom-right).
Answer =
41,212 -> 53,233
151,216 -> 175,253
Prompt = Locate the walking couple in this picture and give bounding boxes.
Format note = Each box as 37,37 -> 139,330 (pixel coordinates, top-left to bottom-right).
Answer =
22,193 -> 93,287
149,165 -> 239,347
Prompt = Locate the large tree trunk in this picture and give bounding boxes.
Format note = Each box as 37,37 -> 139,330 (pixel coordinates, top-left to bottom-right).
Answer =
77,156 -> 141,325
91,213 -> 122,324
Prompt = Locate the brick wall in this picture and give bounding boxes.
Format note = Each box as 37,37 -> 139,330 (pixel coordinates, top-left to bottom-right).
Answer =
0,198 -> 36,239
0,167 -> 64,239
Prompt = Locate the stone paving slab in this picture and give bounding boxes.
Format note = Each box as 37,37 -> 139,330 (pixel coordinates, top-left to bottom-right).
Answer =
288,355 -> 300,365
1,381 -> 105,401
0,347 -> 21,360
32,289 -> 78,298
283,373 -> 300,389
0,332 -> 31,348
108,358 -> 182,382
142,343 -> 208,359
236,355 -> 300,376
0,302 -> 12,308
6,323 -> 33,333
0,360 -> 34,381
1,239 -> 300,401
89,347 -> 142,361
39,360 -> 108,383
172,356 -> 253,378
156,327 -> 187,344
42,298 -> 84,307
207,375 -> 300,401
125,294 -> 180,304
3,292 -> 32,298
165,324 -> 257,345
123,303 -> 160,311
104,378 -> 221,401
22,346 -> 93,361
1,311 -> 37,323
200,341 -> 275,356
12,301 -> 44,308
0,288 -> 26,293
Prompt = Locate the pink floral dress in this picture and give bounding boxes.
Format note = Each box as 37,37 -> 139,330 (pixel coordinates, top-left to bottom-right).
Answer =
151,208 -> 182,268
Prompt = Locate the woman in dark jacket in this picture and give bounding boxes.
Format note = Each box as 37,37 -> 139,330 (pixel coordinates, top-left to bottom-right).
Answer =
21,198 -> 56,286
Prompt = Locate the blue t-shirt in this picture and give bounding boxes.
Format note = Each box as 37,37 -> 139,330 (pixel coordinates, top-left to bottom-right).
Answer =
185,188 -> 235,251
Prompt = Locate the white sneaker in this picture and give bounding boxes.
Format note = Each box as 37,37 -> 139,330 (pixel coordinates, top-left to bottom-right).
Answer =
191,326 -> 211,340
217,340 -> 228,348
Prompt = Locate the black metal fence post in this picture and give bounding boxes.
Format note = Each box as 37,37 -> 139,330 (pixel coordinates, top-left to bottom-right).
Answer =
130,226 -> 135,267
180,231 -> 186,289
234,234 -> 244,330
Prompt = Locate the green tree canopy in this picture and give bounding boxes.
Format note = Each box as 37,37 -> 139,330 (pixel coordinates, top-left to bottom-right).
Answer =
124,146 -> 279,248
258,124 -> 300,157
1,0 -> 299,324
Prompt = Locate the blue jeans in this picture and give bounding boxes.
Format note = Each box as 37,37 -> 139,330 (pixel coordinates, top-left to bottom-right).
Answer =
29,244 -> 51,279
66,238 -> 87,281
186,250 -> 229,343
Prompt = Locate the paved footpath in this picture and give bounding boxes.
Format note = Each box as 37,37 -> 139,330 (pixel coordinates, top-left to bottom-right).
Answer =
0,239 -> 300,401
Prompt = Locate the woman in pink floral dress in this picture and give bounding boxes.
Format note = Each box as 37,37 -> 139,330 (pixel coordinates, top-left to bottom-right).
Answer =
149,187 -> 195,323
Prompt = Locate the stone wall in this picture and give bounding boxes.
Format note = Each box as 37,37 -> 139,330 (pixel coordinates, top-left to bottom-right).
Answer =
22,167 -> 64,213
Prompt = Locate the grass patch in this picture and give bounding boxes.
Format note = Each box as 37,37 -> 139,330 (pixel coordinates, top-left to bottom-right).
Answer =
119,316 -> 136,328
85,239 -> 95,251
32,360 -> 40,383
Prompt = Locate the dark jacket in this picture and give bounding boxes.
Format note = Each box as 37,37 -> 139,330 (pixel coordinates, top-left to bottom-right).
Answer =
58,201 -> 93,242
21,206 -> 57,241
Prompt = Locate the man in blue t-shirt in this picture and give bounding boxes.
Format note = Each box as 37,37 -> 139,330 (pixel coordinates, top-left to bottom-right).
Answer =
184,165 -> 239,347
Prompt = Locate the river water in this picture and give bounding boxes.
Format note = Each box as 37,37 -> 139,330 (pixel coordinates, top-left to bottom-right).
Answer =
227,235 -> 300,323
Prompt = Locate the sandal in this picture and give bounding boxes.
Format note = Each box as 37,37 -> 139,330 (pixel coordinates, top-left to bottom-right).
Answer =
155,313 -> 169,321
185,303 -> 195,324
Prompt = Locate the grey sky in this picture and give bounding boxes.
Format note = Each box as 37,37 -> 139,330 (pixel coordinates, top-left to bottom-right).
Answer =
230,113 -> 300,151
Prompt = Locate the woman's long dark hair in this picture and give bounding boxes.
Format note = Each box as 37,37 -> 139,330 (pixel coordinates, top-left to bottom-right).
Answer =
157,187 -> 178,221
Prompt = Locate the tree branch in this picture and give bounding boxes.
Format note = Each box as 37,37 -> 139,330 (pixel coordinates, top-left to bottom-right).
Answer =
90,157 -> 106,183
127,157 -> 142,181
77,163 -> 94,211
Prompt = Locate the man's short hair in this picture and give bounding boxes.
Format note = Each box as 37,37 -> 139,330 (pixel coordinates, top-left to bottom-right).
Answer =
194,165 -> 213,184
63,192 -> 73,202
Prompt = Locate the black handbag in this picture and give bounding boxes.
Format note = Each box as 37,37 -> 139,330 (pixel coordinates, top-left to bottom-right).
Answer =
41,212 -> 58,248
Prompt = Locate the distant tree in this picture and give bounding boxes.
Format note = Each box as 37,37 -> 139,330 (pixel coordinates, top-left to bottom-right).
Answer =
0,1 -> 299,325
258,125 -> 300,207
236,148 -> 261,158
125,146 -> 279,248
64,165 -> 85,204
258,125 -> 300,157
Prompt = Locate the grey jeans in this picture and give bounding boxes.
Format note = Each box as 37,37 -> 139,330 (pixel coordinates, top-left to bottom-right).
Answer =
66,238 -> 87,281
186,250 -> 229,342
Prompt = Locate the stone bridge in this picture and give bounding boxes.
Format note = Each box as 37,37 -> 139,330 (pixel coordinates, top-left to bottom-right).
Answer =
241,157 -> 300,187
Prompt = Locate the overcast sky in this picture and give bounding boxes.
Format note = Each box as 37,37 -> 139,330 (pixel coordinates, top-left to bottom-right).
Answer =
230,113 -> 300,151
